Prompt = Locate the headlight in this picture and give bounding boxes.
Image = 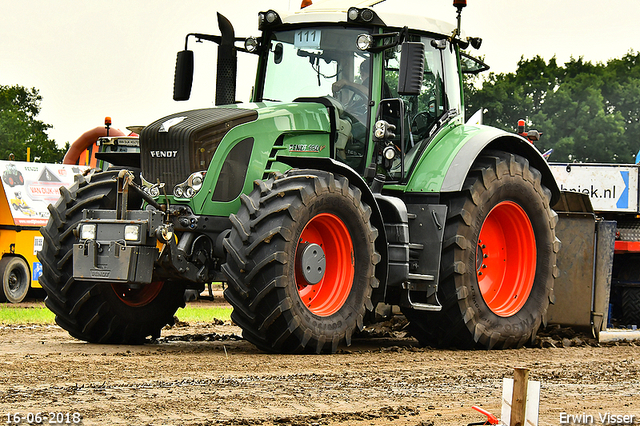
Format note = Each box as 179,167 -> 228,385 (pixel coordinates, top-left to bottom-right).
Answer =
80,224 -> 96,240
373,120 -> 396,142
356,34 -> 373,51
265,10 -> 278,23
124,225 -> 140,241
244,37 -> 259,53
191,174 -> 203,191
173,171 -> 206,199
383,145 -> 396,160
360,8 -> 374,22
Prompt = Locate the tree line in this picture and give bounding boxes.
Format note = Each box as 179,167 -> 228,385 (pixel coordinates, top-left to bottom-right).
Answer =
0,85 -> 65,163
465,51 -> 640,163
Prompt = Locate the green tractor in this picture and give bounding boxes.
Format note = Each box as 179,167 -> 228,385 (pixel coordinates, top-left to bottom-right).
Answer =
38,0 -> 559,353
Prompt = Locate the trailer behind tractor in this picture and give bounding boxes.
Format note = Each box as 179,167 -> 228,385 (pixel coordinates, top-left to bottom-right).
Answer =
39,0 -> 579,352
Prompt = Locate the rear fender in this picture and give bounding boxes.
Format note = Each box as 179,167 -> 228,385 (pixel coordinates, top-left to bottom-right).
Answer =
409,125 -> 560,205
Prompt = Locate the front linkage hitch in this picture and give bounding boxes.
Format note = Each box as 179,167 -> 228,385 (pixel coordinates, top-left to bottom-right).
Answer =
72,170 -> 217,287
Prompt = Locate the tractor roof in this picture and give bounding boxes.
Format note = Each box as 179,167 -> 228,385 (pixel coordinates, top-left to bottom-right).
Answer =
273,1 -> 457,37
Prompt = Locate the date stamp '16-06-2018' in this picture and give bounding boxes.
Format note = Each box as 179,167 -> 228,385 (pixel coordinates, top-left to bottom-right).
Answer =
4,412 -> 82,425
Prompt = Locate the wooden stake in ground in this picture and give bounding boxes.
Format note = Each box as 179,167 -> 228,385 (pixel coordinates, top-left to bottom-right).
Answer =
510,367 -> 530,426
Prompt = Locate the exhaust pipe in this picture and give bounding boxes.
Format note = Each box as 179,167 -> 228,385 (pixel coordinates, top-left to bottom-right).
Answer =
215,13 -> 237,106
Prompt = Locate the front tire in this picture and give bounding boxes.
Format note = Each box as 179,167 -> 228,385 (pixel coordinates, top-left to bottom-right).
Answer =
404,151 -> 559,349
222,170 -> 380,353
37,171 -> 185,344
0,257 -> 31,303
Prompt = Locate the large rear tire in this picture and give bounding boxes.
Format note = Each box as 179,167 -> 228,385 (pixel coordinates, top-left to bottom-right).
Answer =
0,256 -> 31,303
404,151 -> 559,349
37,171 -> 185,344
222,170 -> 380,353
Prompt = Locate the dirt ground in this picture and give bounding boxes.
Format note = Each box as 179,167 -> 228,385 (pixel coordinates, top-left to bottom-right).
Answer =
1,299 -> 639,426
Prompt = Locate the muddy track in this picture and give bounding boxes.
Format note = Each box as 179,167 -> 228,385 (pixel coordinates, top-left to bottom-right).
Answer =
0,318 -> 639,426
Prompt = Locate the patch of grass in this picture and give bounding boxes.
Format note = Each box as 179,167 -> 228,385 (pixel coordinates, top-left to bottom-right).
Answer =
176,305 -> 232,323
0,304 -> 55,325
0,303 -> 231,325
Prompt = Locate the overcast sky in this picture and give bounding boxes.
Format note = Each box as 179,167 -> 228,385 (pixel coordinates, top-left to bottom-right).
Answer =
2,0 -> 639,148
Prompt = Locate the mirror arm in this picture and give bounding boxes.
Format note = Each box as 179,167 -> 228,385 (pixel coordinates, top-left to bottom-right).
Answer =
184,33 -> 223,50
184,33 -> 261,55
365,32 -> 401,53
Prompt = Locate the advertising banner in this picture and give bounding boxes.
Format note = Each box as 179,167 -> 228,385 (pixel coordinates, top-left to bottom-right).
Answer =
549,163 -> 639,213
1,160 -> 89,226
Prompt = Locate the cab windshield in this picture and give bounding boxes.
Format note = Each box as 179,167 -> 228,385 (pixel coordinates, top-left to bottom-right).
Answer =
261,26 -> 372,171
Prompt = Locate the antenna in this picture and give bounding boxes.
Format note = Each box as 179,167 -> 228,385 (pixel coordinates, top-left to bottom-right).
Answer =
453,0 -> 467,39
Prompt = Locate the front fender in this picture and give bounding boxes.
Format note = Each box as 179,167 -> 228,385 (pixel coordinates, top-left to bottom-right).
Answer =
408,124 -> 560,205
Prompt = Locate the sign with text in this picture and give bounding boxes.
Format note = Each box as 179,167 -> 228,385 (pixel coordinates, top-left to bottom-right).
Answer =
1,160 -> 88,226
549,163 -> 638,213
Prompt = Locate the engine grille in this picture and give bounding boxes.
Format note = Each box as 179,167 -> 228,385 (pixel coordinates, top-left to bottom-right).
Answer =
140,108 -> 257,189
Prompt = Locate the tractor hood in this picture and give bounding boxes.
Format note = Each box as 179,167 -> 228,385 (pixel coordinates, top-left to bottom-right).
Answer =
140,107 -> 258,191
139,101 -> 332,203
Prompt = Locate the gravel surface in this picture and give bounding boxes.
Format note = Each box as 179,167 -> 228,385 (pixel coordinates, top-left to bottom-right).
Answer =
0,309 -> 639,426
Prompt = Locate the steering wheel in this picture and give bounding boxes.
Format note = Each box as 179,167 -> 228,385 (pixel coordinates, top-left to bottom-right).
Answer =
411,107 -> 436,140
332,82 -> 369,121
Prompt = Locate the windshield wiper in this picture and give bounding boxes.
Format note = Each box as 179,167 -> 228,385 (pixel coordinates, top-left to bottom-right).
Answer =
428,108 -> 459,139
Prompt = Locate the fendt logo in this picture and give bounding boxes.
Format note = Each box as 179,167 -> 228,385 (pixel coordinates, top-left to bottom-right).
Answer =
90,270 -> 110,278
150,151 -> 178,158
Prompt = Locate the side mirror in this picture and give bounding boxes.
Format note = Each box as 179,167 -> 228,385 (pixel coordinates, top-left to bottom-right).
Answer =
397,42 -> 425,96
274,43 -> 284,64
173,50 -> 194,101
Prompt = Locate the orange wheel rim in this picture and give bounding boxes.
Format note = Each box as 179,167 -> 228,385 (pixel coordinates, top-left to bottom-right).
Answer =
477,201 -> 536,317
296,213 -> 354,317
111,282 -> 164,307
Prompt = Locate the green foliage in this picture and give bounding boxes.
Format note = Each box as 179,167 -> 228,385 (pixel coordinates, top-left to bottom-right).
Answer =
464,52 -> 640,163
0,85 -> 64,163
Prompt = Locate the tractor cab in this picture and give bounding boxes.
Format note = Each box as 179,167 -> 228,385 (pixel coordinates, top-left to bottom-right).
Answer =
251,7 -> 470,181
173,4 -> 487,182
